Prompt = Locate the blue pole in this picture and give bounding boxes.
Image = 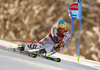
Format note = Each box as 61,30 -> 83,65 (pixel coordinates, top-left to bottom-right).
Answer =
77,19 -> 81,61
77,0 -> 82,61
63,4 -> 73,49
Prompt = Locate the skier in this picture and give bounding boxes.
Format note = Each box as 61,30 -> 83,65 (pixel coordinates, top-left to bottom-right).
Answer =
18,20 -> 69,55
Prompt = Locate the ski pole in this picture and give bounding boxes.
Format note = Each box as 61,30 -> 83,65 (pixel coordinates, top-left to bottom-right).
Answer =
10,40 -> 57,44
10,40 -> 43,43
28,37 -> 31,44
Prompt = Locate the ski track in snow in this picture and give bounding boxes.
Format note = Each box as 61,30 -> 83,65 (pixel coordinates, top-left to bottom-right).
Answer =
0,40 -> 100,70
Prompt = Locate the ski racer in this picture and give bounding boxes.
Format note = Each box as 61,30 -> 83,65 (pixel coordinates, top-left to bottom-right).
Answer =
18,20 -> 69,54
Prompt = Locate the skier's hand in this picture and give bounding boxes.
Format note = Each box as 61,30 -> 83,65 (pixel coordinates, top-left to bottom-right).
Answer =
55,42 -> 64,51
59,40 -> 64,47
54,45 -> 60,51
59,42 -> 64,47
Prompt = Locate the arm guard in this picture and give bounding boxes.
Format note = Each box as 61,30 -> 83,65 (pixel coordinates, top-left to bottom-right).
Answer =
53,36 -> 59,43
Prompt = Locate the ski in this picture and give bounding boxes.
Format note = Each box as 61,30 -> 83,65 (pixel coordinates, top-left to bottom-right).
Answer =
28,52 -> 61,62
41,56 -> 61,62
28,52 -> 37,58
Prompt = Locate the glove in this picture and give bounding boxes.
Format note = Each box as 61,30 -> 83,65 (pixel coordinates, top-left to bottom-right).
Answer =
54,45 -> 60,51
54,42 -> 65,51
59,42 -> 64,47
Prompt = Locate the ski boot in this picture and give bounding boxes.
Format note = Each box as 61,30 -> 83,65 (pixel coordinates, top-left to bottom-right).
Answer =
28,48 -> 47,58
38,48 -> 47,54
35,48 -> 47,56
17,44 -> 25,51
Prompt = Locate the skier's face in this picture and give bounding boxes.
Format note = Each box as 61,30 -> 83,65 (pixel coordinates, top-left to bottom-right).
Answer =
58,28 -> 65,34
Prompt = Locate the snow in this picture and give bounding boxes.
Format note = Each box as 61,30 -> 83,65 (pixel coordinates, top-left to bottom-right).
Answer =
0,40 -> 100,70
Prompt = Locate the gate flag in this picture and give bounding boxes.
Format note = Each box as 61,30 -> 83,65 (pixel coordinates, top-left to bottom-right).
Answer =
68,0 -> 82,20
67,0 -> 82,61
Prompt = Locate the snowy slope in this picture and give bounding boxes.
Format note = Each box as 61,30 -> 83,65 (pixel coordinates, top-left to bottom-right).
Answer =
0,40 -> 100,70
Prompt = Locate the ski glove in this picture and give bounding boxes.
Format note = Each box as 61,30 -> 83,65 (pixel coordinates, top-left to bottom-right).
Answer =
54,42 -> 65,51
54,45 -> 60,51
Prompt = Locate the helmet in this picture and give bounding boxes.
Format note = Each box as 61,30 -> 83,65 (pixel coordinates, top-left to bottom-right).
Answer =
57,20 -> 66,28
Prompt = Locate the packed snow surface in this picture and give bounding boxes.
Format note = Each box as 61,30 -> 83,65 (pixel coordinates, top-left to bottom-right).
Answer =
0,40 -> 100,70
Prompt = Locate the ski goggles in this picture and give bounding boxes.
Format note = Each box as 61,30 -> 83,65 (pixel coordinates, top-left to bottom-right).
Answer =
58,27 -> 65,30
57,25 -> 66,28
